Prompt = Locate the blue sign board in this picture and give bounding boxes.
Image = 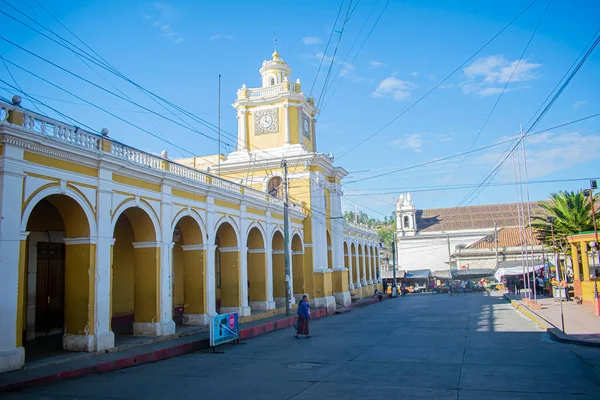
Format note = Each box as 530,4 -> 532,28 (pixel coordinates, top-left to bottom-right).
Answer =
210,312 -> 239,347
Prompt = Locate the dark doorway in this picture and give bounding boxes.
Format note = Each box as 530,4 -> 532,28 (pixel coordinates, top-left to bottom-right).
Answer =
35,242 -> 65,336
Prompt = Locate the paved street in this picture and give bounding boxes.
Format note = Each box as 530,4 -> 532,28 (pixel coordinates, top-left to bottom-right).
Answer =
4,293 -> 600,399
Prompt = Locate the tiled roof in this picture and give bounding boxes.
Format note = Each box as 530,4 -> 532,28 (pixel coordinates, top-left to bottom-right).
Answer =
416,202 -> 546,233
467,227 -> 542,249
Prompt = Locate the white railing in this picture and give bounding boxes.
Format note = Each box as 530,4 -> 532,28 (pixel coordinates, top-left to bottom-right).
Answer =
1,100 -> 304,211
1,102 -> 101,151
247,84 -> 286,98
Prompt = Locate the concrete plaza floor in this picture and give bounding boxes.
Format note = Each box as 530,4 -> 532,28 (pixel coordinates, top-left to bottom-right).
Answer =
4,292 -> 600,399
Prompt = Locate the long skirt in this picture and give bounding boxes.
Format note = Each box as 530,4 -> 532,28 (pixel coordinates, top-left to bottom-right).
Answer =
296,316 -> 310,335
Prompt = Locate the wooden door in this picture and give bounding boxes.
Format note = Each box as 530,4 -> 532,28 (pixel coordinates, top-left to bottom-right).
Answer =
35,242 -> 65,336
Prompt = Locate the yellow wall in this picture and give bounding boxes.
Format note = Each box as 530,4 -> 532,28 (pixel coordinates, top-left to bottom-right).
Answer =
247,107 -> 285,150
332,270 -> 349,293
133,247 -> 160,323
183,249 -> 206,314
112,216 -> 135,316
248,252 -> 267,302
173,245 -> 185,307
289,106 -> 299,144
220,251 -> 241,308
64,243 -> 96,335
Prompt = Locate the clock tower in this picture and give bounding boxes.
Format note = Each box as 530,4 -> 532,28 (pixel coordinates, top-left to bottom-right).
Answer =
228,50 -> 319,162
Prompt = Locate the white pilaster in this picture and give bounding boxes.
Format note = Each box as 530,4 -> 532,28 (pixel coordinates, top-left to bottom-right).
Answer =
0,144 -> 25,373
283,104 -> 290,144
354,248 -> 361,288
264,220 -> 276,310
237,109 -> 247,151
361,244 -> 367,286
238,206 -> 251,316
205,200 -> 217,317
348,247 -> 354,290
92,168 -> 116,351
158,183 -> 176,335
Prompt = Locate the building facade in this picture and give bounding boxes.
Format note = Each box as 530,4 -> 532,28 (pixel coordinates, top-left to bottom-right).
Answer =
395,193 -> 545,273
0,50 -> 380,373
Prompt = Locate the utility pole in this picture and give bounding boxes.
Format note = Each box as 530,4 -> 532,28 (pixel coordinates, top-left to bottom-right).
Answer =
282,160 -> 293,316
494,222 -> 499,270
446,234 -> 452,270
391,233 -> 397,297
217,74 -> 221,177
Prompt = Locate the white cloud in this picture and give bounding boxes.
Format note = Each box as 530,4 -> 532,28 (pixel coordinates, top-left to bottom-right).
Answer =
143,3 -> 184,44
369,60 -> 386,68
410,71 -> 419,77
209,34 -> 233,41
303,52 -> 370,84
371,76 -> 415,101
475,131 -> 600,179
461,55 -> 541,96
302,36 -> 323,45
573,100 -> 587,110
391,133 -> 423,152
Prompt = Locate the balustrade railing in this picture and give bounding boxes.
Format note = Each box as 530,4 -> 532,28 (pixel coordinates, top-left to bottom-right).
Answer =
1,100 -> 302,210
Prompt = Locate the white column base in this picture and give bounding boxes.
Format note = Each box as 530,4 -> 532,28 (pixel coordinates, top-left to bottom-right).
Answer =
182,314 -> 210,326
334,291 -> 351,308
274,297 -> 286,308
0,347 -> 25,373
367,280 -> 373,285
354,283 -> 362,288
220,306 -> 252,317
250,301 -> 276,311
63,331 -> 115,352
311,296 -> 336,315
361,280 -> 367,286
133,320 -> 176,337
349,283 -> 355,290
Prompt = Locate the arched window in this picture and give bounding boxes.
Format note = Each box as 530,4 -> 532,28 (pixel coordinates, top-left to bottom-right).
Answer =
270,77 -> 275,86
268,176 -> 283,198
403,215 -> 410,228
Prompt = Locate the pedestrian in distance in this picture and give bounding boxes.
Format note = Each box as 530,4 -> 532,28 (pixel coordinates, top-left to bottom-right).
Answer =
295,295 -> 311,339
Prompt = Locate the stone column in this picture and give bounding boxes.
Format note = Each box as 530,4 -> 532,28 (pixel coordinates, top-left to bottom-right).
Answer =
361,244 -> 367,287
205,201 -> 217,317
348,245 -> 354,290
238,207 -> 251,316
158,185 -> 176,336
354,247 -> 361,288
0,144 -> 25,373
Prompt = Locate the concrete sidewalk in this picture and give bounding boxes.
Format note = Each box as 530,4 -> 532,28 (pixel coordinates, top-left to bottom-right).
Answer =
0,297 -> 385,392
502,292 -> 600,346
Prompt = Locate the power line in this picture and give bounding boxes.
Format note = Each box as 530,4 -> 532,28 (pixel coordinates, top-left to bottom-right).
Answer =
319,0 -> 391,115
340,177 -> 600,196
457,32 -> 600,207
334,0 -> 539,161
316,0 -> 355,111
435,0 -> 552,206
341,112 -> 600,185
309,0 -> 345,98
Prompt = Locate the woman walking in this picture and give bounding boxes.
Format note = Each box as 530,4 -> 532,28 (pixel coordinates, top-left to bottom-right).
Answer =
295,295 -> 311,339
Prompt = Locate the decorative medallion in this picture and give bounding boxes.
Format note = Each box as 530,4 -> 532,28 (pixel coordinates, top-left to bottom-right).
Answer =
254,108 -> 279,135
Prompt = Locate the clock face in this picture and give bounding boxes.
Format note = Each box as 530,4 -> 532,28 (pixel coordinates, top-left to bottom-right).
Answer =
303,119 -> 309,133
259,114 -> 274,129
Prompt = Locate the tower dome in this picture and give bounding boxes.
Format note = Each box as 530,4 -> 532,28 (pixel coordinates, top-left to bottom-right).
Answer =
260,50 -> 292,87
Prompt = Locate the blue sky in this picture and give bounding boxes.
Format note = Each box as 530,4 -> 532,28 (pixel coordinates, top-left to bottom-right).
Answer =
1,0 -> 598,220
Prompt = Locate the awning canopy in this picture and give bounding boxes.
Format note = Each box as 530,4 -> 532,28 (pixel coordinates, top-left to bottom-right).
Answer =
494,263 -> 546,281
432,270 -> 450,279
405,269 -> 431,279
451,269 -> 496,280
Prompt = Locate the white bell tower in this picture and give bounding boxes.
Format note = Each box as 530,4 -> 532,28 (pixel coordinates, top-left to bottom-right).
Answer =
396,193 -> 417,237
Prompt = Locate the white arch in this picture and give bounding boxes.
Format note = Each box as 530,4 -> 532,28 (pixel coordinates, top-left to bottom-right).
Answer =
21,185 -> 98,236
214,215 -> 241,247
290,230 -> 304,250
246,221 -> 267,248
111,199 -> 161,242
171,208 -> 207,242
271,226 -> 284,242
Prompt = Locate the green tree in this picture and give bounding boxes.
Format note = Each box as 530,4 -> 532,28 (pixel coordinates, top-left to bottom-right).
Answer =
531,190 -> 599,254
378,225 -> 394,248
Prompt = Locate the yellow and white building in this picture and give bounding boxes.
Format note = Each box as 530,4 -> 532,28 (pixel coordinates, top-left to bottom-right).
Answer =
0,50 -> 380,373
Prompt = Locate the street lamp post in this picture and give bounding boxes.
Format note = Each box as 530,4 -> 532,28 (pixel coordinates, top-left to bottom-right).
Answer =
583,179 -> 599,315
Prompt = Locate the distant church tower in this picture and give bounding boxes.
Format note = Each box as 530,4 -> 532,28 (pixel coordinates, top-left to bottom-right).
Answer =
396,193 -> 417,237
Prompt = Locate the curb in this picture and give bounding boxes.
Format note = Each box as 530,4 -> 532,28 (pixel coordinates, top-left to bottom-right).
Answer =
504,295 -> 600,348
1,301 -> 370,392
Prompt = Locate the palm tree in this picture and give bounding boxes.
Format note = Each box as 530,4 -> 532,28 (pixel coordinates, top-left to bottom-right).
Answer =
531,190 -> 599,254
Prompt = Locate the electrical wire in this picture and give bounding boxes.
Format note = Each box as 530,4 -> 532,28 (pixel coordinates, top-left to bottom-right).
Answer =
334,0 -> 539,161
434,0 -> 552,206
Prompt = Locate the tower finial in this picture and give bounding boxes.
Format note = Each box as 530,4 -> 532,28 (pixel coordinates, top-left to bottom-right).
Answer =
273,29 -> 277,52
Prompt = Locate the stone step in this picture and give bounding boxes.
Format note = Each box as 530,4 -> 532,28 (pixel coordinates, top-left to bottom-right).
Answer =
334,307 -> 351,314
